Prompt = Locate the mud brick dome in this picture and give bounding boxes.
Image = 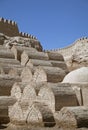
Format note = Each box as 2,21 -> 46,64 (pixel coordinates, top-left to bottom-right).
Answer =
63,67 -> 88,83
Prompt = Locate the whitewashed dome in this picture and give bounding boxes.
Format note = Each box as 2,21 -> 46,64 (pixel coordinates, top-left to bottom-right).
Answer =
62,67 -> 88,83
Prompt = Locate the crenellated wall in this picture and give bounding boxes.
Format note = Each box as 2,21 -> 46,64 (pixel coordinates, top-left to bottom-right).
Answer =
19,32 -> 37,40
50,37 -> 88,57
0,17 -> 19,36
0,17 -> 37,40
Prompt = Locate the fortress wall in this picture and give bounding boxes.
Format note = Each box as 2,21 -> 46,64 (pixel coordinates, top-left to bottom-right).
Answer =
50,37 -> 88,57
19,32 -> 37,40
46,45 -> 75,57
0,18 -> 19,37
0,17 -> 37,40
50,41 -> 76,57
57,46 -> 74,57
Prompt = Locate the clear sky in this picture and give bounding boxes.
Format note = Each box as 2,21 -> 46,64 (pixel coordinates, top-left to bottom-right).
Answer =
0,0 -> 88,50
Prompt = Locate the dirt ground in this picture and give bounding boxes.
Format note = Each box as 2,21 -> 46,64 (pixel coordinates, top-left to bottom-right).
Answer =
0,124 -> 88,130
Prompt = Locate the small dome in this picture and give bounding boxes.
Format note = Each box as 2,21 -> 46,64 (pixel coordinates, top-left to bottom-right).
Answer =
62,67 -> 88,83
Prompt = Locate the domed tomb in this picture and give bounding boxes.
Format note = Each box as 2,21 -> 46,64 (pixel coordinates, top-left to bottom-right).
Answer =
62,67 -> 88,83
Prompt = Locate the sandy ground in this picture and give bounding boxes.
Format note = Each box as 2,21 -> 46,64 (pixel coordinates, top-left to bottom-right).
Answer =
0,124 -> 88,130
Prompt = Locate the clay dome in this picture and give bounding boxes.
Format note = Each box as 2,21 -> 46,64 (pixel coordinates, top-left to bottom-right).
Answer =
62,67 -> 88,83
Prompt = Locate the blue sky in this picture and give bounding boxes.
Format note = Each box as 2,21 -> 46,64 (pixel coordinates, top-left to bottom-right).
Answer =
0,0 -> 88,50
